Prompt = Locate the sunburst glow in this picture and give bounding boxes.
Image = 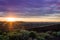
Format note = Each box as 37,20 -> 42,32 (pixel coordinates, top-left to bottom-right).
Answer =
6,18 -> 16,22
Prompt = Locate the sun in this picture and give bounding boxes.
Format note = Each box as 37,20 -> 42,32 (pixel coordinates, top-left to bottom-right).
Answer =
6,18 -> 16,22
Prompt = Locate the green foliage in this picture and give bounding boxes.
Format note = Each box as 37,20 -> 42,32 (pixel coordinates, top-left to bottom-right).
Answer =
0,30 -> 60,40
57,31 -> 60,36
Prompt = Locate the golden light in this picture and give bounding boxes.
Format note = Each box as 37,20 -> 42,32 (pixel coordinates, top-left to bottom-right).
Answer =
6,18 -> 16,22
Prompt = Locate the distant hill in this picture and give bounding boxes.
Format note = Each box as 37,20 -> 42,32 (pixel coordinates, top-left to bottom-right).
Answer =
0,21 -> 60,32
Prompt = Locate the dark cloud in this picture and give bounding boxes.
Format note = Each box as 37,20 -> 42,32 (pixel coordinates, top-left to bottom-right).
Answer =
0,0 -> 60,16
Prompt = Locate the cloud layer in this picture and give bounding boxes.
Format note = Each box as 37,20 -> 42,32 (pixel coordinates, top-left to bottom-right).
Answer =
0,0 -> 60,18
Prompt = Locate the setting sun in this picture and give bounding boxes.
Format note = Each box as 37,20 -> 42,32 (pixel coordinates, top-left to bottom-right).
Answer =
6,18 -> 16,22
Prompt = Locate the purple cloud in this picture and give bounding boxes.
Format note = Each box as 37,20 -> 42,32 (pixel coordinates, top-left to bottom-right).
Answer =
0,0 -> 60,16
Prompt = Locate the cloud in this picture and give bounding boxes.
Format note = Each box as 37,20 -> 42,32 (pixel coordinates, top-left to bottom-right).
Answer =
40,13 -> 60,20
0,0 -> 60,16
0,12 -> 6,16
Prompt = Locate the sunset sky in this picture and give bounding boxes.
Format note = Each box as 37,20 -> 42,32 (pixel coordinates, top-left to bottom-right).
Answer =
0,0 -> 60,22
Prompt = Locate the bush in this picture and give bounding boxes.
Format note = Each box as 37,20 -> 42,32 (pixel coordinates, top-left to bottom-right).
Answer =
0,30 -> 60,40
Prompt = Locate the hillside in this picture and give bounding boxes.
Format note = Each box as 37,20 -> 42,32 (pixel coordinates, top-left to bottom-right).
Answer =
0,21 -> 60,32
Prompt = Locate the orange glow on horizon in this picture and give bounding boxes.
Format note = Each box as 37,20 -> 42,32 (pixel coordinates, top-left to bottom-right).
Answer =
5,18 -> 16,22
0,17 -> 60,22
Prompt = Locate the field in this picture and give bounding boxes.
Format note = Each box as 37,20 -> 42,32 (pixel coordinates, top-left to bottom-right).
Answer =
0,21 -> 60,40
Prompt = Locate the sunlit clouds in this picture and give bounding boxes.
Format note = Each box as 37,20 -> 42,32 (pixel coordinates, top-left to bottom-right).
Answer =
0,13 -> 60,22
0,0 -> 60,22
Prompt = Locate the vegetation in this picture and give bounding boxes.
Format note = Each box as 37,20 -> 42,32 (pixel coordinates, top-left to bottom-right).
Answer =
0,30 -> 60,40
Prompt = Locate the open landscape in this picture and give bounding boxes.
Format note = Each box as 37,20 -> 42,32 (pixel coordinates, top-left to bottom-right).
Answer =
0,0 -> 60,40
0,21 -> 60,40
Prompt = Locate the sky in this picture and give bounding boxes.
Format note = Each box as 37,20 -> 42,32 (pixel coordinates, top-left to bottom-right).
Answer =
0,0 -> 60,22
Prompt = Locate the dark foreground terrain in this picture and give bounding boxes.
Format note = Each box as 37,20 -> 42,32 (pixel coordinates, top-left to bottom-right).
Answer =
0,21 -> 60,40
0,30 -> 60,40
